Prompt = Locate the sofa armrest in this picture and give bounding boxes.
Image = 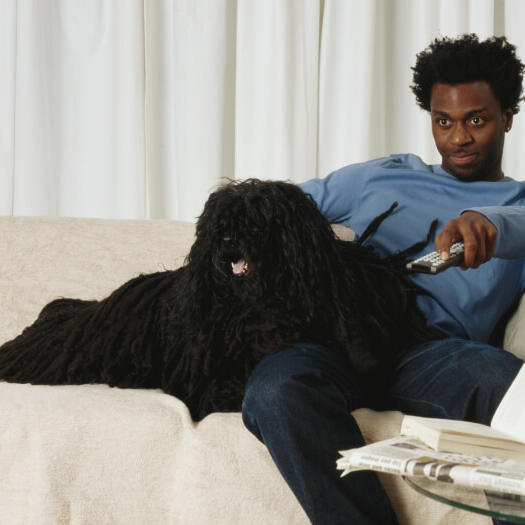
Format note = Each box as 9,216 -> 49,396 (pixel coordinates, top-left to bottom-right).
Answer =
331,223 -> 355,241
504,293 -> 525,360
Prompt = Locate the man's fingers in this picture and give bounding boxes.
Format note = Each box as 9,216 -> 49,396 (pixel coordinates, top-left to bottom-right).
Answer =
463,234 -> 481,268
435,212 -> 498,270
486,226 -> 498,260
435,228 -> 459,260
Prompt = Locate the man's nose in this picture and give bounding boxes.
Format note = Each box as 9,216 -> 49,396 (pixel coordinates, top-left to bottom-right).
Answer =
449,123 -> 473,146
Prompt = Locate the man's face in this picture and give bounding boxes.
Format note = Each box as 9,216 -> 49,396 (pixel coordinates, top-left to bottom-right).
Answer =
430,81 -> 513,182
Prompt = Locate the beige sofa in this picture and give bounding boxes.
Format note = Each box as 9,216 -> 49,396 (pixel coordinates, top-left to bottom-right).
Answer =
1,216 -> 524,525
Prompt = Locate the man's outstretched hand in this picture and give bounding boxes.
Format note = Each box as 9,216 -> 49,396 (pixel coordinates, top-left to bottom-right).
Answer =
435,211 -> 498,270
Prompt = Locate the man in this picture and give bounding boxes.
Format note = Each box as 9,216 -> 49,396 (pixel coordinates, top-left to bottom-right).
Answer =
242,34 -> 525,524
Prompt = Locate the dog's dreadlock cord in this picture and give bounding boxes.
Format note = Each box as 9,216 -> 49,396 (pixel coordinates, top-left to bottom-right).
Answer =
357,201 -> 438,257
387,219 -> 439,268
341,203 -> 440,358
355,201 -> 439,277
358,201 -> 400,245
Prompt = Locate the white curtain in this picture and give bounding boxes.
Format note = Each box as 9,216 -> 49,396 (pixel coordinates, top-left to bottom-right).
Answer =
1,0 -> 525,222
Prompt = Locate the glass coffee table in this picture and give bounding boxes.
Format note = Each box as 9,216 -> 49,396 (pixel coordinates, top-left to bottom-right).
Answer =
404,476 -> 525,522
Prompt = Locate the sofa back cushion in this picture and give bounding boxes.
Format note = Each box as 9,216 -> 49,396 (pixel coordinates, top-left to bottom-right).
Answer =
0,217 -> 195,341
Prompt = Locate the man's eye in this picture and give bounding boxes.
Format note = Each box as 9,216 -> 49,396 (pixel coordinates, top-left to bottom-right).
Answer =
438,118 -> 449,127
470,116 -> 484,126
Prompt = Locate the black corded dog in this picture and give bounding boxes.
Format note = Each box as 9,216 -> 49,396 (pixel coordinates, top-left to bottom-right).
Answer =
0,180 -> 436,420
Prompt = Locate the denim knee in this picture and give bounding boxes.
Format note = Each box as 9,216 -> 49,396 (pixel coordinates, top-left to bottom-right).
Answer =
242,343 -> 360,440
429,342 -> 521,397
391,338 -> 523,423
242,346 -> 309,439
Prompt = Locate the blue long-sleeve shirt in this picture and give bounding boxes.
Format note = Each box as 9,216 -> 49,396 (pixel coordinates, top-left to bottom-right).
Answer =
300,154 -> 525,343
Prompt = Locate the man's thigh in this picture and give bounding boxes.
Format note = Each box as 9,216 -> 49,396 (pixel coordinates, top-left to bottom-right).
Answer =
386,337 -> 523,424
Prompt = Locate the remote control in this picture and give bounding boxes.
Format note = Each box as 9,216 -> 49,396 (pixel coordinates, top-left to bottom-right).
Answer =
406,242 -> 465,274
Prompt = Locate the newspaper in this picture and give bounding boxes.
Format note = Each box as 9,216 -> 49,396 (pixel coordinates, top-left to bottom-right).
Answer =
337,436 -> 525,496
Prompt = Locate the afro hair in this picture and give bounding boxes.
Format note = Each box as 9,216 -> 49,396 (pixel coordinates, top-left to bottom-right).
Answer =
411,34 -> 524,113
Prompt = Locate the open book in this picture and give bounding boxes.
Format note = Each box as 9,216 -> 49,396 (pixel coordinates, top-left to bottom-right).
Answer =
337,364 -> 525,495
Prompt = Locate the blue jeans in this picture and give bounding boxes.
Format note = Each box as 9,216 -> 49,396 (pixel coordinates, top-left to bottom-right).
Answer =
242,338 -> 523,525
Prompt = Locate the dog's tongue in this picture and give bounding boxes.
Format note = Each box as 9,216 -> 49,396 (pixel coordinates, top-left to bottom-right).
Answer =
231,259 -> 246,275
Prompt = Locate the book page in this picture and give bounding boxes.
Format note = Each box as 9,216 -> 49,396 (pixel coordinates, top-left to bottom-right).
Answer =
402,415 -> 517,441
491,364 -> 525,442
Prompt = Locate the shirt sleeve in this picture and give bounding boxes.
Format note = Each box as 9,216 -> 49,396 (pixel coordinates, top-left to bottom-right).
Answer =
462,206 -> 525,259
299,162 -> 367,224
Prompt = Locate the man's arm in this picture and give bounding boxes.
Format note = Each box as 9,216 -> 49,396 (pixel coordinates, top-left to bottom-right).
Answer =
435,206 -> 525,269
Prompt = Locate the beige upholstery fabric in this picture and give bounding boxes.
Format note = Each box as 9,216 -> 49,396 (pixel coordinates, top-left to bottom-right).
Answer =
2,216 -> 522,524
504,293 -> 525,360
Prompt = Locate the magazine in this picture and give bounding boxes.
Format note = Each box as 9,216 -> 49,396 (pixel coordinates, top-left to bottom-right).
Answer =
336,436 -> 525,496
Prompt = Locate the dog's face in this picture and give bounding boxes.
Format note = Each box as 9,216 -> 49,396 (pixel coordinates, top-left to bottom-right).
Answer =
213,197 -> 275,281
189,179 -> 339,296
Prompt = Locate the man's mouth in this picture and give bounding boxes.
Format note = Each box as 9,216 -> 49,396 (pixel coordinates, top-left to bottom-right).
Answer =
449,153 -> 477,166
231,258 -> 248,276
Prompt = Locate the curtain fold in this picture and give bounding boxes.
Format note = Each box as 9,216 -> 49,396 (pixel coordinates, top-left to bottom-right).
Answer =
3,0 -> 147,218
0,0 -> 17,214
234,0 -> 321,184
144,0 -> 237,221
1,0 -> 524,222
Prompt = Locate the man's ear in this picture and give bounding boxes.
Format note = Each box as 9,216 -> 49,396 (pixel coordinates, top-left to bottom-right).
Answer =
504,108 -> 514,132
